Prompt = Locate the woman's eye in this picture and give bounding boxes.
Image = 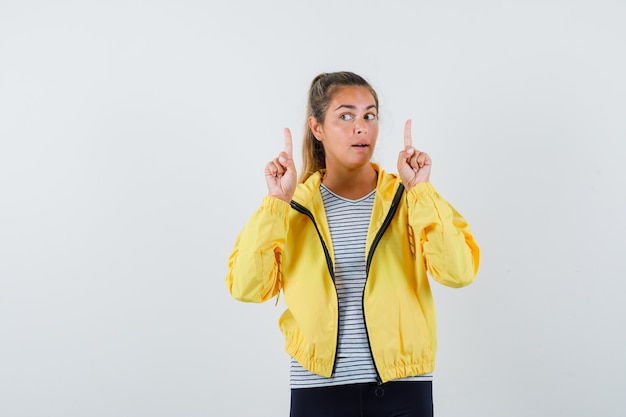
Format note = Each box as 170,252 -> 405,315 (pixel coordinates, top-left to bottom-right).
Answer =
365,113 -> 377,120
340,113 -> 353,121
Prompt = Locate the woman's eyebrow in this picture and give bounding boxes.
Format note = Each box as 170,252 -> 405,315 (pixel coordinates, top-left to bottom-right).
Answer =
333,104 -> 377,111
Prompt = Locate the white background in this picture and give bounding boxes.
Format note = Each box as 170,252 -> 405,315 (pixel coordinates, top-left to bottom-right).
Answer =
1,1 -> 625,416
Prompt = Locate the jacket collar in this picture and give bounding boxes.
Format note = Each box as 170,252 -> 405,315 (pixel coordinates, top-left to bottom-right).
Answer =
292,163 -> 401,209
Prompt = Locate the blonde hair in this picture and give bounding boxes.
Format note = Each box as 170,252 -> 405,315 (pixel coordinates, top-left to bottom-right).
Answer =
299,72 -> 379,183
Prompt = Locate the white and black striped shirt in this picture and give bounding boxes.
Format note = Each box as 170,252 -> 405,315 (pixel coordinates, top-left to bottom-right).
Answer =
290,184 -> 432,389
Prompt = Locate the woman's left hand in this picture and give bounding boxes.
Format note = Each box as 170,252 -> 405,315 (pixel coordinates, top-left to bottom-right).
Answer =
397,119 -> 432,190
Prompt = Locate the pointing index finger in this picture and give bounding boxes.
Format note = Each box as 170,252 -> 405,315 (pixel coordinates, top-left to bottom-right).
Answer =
404,119 -> 413,150
283,128 -> 293,158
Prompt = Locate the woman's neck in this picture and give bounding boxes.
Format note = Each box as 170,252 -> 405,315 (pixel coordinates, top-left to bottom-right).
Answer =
321,164 -> 377,200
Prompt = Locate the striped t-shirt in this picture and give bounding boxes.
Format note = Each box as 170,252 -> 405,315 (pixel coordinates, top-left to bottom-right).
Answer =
290,184 -> 432,389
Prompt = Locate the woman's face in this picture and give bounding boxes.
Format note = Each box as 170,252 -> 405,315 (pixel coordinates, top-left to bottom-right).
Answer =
310,86 -> 379,172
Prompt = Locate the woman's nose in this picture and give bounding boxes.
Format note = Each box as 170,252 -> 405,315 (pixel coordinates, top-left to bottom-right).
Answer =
355,119 -> 367,134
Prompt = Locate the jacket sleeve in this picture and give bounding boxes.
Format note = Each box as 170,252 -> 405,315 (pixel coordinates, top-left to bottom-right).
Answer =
225,196 -> 290,302
406,182 -> 480,288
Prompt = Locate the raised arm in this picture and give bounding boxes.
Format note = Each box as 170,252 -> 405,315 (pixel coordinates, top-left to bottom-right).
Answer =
225,129 -> 298,302
398,119 -> 479,287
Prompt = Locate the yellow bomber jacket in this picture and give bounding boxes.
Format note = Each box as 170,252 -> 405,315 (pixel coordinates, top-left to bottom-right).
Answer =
226,165 -> 480,383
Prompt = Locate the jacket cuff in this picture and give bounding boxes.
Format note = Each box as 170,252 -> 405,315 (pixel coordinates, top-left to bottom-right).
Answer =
406,182 -> 437,205
261,195 -> 290,217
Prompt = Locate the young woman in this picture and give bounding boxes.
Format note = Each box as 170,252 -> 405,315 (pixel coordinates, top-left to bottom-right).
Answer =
226,71 -> 480,417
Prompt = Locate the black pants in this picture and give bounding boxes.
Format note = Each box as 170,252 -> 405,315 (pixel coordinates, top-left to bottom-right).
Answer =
290,381 -> 433,417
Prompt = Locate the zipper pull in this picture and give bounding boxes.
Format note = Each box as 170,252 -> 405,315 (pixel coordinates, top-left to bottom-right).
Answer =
374,379 -> 385,397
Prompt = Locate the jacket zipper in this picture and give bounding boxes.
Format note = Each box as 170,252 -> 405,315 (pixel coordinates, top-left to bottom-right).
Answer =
362,183 -> 405,387
290,200 -> 339,375
290,201 -> 336,282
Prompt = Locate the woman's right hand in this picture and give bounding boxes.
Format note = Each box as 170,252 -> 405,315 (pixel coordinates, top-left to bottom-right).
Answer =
264,128 -> 297,203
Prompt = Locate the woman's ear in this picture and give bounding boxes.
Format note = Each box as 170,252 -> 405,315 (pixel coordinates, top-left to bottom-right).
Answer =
308,116 -> 323,141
